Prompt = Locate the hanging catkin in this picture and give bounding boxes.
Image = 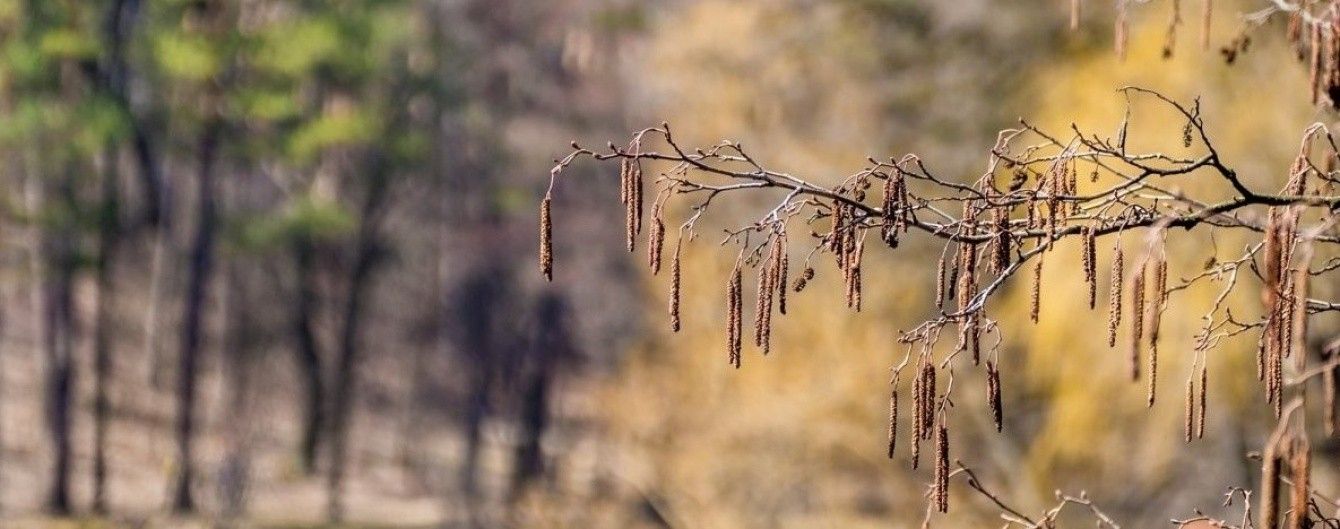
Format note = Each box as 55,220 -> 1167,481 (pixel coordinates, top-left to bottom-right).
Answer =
1148,340 -> 1158,407
1030,251 -> 1044,322
920,361 -> 936,441
956,242 -> 978,314
669,243 -> 682,332
1071,0 -> 1081,30
776,236 -> 789,315
847,236 -> 865,311
728,265 -> 743,368
1109,245 -> 1124,347
648,214 -> 665,275
933,421 -> 950,513
1184,375 -> 1194,443
887,388 -> 898,459
911,360 -> 925,469
988,359 -> 1002,432
1083,226 -> 1097,309
1130,266 -> 1145,381
1196,365 -> 1207,439
620,157 -> 634,252
936,252 -> 949,308
540,193 -> 554,281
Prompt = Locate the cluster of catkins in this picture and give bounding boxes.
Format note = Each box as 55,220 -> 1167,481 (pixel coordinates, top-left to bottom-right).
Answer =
1260,162 -> 1311,418
898,357 -> 951,513
1295,3 -> 1340,108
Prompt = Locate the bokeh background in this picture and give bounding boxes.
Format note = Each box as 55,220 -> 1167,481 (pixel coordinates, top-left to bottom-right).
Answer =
0,0 -> 1332,527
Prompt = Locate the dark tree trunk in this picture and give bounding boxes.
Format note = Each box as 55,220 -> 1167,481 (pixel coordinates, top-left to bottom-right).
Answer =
91,148 -> 121,514
291,238 -> 325,475
42,165 -> 79,515
102,0 -> 166,230
511,369 -> 550,495
325,160 -> 391,523
510,293 -> 571,497
461,376 -> 489,498
172,123 -> 220,513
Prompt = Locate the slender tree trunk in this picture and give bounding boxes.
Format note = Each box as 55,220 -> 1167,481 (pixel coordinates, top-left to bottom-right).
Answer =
461,376 -> 488,499
91,148 -> 121,514
172,123 -> 220,513
41,155 -> 79,515
43,207 -> 76,515
510,368 -> 550,496
291,238 -> 325,475
326,164 -> 391,523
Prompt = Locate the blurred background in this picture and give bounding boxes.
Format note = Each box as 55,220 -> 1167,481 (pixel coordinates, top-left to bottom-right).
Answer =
0,0 -> 1331,527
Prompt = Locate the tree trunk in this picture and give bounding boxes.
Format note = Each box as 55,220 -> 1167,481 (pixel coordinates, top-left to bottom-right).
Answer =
291,238 -> 325,475
91,147 -> 121,514
42,199 -> 76,515
172,123 -> 220,513
326,162 -> 391,523
39,154 -> 80,515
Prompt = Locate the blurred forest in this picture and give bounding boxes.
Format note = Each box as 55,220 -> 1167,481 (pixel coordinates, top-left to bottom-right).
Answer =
0,0 -> 1328,528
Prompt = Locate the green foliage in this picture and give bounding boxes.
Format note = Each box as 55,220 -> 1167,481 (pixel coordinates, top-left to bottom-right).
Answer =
252,17 -> 342,76
286,110 -> 381,164
233,195 -> 355,252
153,30 -> 220,81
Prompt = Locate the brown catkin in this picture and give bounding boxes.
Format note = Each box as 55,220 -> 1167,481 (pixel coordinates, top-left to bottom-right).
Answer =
620,158 -> 632,251
1083,226 -> 1097,309
1288,437 -> 1310,529
988,360 -> 1002,432
936,252 -> 949,308
1071,0 -> 1081,30
754,258 -> 768,349
1130,267 -> 1145,381
1196,365 -> 1207,439
1184,376 -> 1194,442
965,315 -> 981,366
1108,246 -> 1124,347
540,193 -> 553,281
648,215 -> 665,275
911,360 -> 925,468
632,159 -> 643,238
1148,342 -> 1158,407
848,237 -> 865,311
669,244 -> 681,332
934,421 -> 950,513
956,242 -> 977,314
728,265 -> 743,368
921,362 -> 936,441
1030,252 -> 1044,322
887,388 -> 898,459
776,237 -> 789,315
